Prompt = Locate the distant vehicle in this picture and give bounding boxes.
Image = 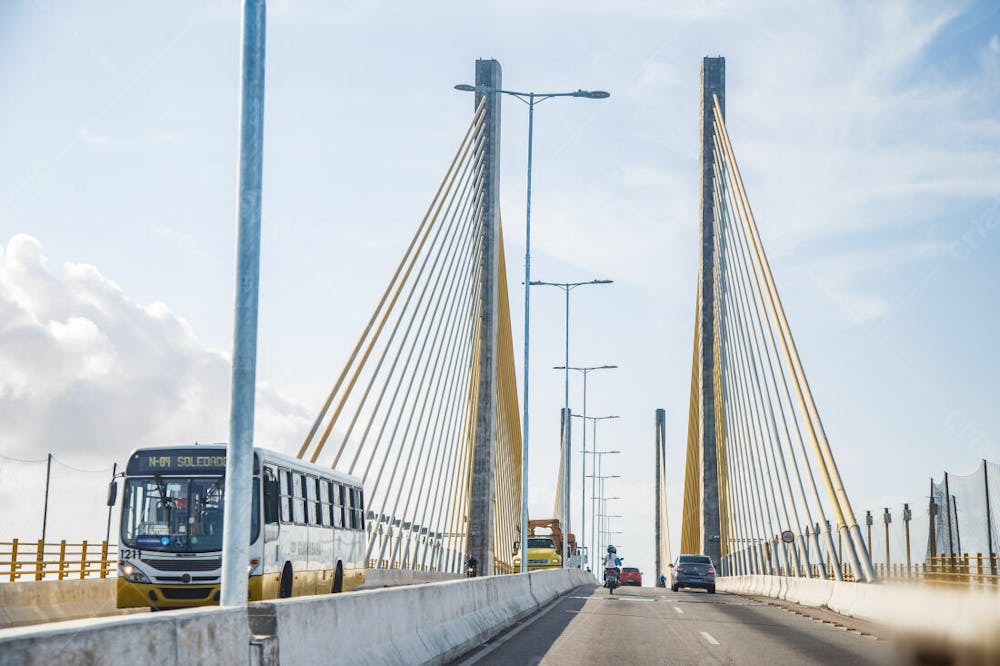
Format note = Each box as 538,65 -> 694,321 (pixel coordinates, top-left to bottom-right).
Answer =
670,554 -> 716,594
513,518 -> 577,571
619,567 -> 642,586
513,537 -> 562,571
114,444 -> 367,610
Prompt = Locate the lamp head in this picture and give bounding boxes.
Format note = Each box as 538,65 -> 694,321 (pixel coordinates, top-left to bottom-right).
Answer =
454,84 -> 477,92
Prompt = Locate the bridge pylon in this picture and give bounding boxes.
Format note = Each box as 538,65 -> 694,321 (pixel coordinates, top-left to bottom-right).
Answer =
655,409 -> 671,582
681,56 -> 876,582
467,58 -> 502,575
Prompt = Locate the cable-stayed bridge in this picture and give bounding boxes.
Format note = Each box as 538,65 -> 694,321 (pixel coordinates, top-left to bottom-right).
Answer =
1,36 -> 997,665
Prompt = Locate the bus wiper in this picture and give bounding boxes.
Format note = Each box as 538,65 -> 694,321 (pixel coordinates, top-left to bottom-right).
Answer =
153,474 -> 169,506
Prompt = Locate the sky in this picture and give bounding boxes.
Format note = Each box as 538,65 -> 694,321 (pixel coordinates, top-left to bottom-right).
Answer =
1,0 -> 999,580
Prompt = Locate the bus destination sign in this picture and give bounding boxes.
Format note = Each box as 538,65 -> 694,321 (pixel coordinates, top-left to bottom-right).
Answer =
127,449 -> 227,475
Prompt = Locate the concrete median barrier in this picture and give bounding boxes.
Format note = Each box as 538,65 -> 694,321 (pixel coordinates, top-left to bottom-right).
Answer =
255,568 -> 592,665
0,579 -> 143,629
358,569 -> 462,589
0,605 -> 248,666
0,569 -> 594,665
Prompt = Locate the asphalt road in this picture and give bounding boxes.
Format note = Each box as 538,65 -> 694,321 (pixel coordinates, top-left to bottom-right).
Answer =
458,584 -> 895,665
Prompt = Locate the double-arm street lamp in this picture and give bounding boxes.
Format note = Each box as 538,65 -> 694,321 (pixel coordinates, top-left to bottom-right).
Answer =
588,450 -> 620,565
454,82 -> 610,574
553,364 -> 616,568
537,282 -> 613,569
588,473 -> 620,558
567,410 -> 618,568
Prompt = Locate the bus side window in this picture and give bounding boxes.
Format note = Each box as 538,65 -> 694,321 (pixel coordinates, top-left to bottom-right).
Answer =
318,479 -> 331,527
291,472 -> 305,524
263,466 -> 280,524
332,483 -> 344,528
279,469 -> 292,524
349,487 -> 361,530
355,488 -> 365,530
305,476 -> 317,525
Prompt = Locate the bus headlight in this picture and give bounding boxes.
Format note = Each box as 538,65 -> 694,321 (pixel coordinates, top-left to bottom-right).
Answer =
247,559 -> 260,576
118,561 -> 151,584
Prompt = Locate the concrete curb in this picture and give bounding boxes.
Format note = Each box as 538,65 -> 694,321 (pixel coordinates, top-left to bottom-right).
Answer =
717,574 -> 1000,662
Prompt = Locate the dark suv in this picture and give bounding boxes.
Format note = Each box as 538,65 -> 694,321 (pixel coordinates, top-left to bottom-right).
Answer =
670,554 -> 716,593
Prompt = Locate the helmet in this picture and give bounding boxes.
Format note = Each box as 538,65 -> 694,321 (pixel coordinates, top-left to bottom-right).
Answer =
607,545 -> 616,554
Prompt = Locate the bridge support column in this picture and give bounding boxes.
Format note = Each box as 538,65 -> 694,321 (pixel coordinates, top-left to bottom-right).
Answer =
655,409 -> 669,581
699,56 -> 725,567
467,58 -> 502,576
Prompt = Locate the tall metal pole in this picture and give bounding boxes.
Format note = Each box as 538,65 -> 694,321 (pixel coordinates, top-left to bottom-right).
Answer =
883,508 -> 891,570
579,371 -> 587,567
944,472 -> 954,557
928,480 -> 938,558
985,460 -> 995,576
563,289 -> 570,415
105,462 -> 118,545
903,503 -> 912,572
41,453 -> 52,543
520,93 -> 535,574
561,407 -> 571,568
591,423 -> 597,570
221,0 -> 266,608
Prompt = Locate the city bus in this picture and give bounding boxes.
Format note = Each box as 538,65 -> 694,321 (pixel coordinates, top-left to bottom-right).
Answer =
113,444 -> 366,609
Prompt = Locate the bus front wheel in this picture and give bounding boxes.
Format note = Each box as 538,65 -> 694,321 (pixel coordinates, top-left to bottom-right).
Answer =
279,563 -> 293,599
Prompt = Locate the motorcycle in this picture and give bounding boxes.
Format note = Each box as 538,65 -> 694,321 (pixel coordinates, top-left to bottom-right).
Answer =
605,568 -> 620,594
466,559 -> 478,578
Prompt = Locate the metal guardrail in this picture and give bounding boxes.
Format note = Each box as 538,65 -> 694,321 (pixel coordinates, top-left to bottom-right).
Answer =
767,554 -> 1000,587
0,539 -> 116,582
875,554 -> 1000,587
0,541 -> 514,582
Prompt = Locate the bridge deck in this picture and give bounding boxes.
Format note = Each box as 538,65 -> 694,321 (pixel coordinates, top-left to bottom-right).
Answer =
458,585 -> 893,665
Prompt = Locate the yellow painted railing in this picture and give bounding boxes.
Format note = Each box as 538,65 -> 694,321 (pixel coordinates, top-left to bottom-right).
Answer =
764,554 -> 1000,587
0,539 -> 117,582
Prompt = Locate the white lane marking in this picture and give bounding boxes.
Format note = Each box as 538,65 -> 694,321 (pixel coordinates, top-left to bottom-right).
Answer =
568,595 -> 653,602
673,606 -> 684,614
700,631 -> 720,646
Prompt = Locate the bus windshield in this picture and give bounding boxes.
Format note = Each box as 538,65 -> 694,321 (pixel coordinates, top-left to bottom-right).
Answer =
121,476 -> 259,553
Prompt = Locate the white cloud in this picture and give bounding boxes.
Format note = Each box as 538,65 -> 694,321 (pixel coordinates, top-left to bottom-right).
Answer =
0,234 -> 311,540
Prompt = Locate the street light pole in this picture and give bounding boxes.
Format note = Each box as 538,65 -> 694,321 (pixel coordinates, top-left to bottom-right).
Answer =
555,366 -> 616,568
454,83 -> 610,574
588,452 -> 620,566
589,473 -> 620,559
574,415 -> 619,567
535,281 -> 612,562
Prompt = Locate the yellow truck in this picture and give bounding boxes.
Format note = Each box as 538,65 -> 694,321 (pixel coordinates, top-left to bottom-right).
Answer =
513,519 -> 577,571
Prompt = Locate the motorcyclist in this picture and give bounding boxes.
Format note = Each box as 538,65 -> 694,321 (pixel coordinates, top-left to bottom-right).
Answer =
603,545 -> 621,585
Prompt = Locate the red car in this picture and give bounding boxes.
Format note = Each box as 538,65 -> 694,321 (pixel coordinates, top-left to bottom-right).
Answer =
619,567 -> 642,586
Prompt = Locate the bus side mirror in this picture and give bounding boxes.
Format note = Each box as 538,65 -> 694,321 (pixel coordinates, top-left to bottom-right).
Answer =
106,480 -> 118,507
263,477 -> 280,524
